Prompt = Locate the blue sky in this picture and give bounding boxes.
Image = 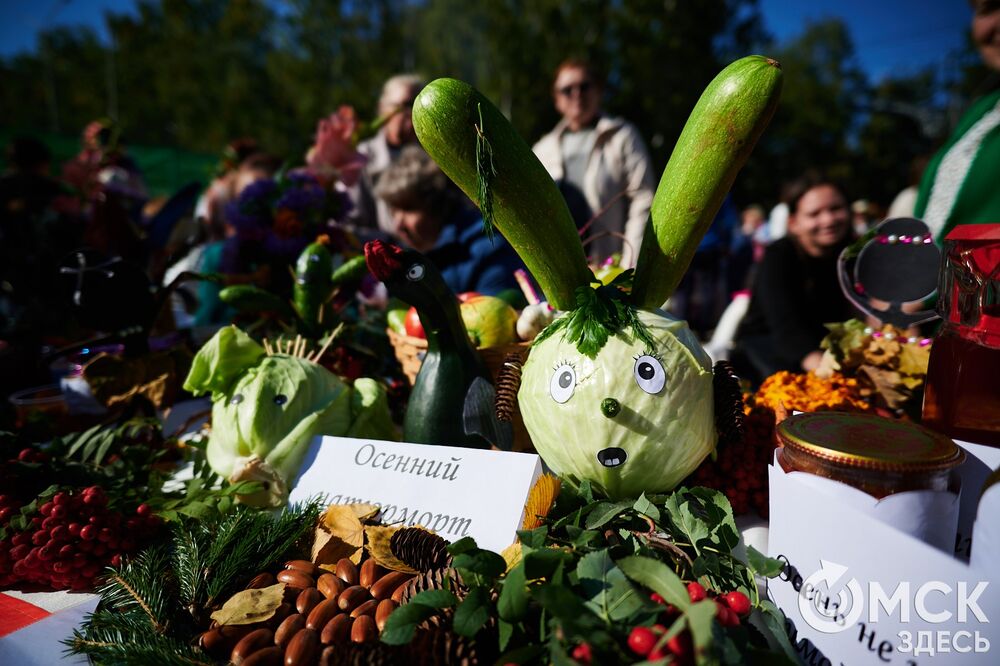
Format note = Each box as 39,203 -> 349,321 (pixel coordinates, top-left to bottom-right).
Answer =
0,0 -> 976,83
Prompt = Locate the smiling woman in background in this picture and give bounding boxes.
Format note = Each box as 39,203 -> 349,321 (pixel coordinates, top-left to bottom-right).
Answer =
734,174 -> 858,381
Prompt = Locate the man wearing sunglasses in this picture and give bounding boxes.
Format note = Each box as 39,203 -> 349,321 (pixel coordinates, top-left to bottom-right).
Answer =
533,59 -> 655,269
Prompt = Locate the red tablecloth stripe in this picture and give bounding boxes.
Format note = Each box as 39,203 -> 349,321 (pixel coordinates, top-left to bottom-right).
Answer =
0,593 -> 51,638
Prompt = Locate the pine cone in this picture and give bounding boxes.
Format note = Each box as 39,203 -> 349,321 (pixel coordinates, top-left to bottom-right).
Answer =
320,642 -> 405,666
494,353 -> 522,422
399,567 -> 465,606
390,527 -> 452,572
408,625 -> 483,666
713,360 -> 746,448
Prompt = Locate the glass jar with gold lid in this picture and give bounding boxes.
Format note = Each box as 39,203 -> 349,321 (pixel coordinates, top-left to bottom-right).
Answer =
776,412 -> 965,498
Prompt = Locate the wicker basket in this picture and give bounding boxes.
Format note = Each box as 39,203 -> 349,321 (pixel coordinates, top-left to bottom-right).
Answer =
386,328 -> 535,452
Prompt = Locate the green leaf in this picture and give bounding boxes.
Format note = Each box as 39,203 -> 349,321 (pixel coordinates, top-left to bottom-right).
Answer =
516,526 -> 549,549
617,555 -> 690,610
497,561 -> 528,622
584,500 -> 633,529
408,588 -> 458,609
452,587 -> 491,637
632,493 -> 660,522
447,536 -> 478,556
576,550 -> 645,622
498,562 -> 528,621
532,581 -> 591,618
747,546 -> 785,579
664,491 -> 709,549
685,599 -> 717,654
498,618 -> 515,651
757,600 -> 798,661
452,550 -> 507,579
380,602 -> 437,645
523,548 -> 574,581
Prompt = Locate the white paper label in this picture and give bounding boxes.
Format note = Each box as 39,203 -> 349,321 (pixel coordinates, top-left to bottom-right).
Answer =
768,461 -> 999,665
290,436 -> 542,553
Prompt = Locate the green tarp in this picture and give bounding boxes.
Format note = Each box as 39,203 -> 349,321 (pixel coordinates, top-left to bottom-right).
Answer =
0,127 -> 218,199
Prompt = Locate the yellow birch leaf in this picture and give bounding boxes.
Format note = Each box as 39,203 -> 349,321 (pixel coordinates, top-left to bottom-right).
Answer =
347,503 -> 381,522
210,582 -> 285,626
500,542 -> 522,572
364,525 -> 418,574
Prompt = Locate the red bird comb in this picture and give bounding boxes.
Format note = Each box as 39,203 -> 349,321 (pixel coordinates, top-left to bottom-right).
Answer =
364,240 -> 404,281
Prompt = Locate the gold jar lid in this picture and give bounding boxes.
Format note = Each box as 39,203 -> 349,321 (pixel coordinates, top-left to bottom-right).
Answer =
776,412 -> 965,472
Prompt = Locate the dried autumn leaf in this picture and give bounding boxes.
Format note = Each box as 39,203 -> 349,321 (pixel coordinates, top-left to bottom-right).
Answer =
522,474 -> 561,530
312,504 -> 366,566
364,525 -> 418,574
898,341 -> 930,376
347,503 -> 381,522
210,582 -> 285,626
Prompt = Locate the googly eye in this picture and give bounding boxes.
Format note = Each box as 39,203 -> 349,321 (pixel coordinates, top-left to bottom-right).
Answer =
230,393 -> 244,406
406,264 -> 425,281
633,355 -> 666,394
273,394 -> 288,406
549,364 -> 576,404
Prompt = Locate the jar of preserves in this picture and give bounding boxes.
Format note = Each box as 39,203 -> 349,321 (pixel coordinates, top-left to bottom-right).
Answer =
776,412 -> 965,498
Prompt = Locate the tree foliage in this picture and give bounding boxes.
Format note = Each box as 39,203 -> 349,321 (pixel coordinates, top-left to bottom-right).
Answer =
0,0 -> 990,207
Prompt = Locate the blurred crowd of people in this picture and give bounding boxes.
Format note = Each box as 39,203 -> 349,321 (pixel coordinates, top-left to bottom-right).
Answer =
1,0 -> 998,394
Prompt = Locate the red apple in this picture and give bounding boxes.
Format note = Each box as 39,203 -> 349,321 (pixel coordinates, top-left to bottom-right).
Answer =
404,307 -> 425,339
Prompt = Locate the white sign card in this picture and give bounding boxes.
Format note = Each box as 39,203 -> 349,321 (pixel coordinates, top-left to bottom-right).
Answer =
290,436 -> 542,554
767,453 -> 999,665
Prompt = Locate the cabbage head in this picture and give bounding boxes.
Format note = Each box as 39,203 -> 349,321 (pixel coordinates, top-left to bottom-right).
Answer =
518,309 -> 715,499
184,326 -> 392,506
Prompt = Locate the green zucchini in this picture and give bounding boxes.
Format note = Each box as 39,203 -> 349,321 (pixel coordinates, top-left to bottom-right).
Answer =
219,285 -> 294,319
330,254 -> 369,286
294,237 -> 334,332
412,78 -> 591,310
631,55 -> 782,309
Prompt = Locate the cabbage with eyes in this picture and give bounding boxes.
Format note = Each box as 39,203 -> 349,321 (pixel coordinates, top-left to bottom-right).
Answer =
184,326 -> 394,506
518,309 -> 715,499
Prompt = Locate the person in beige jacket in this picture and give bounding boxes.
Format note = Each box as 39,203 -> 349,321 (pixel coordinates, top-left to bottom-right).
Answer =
533,60 -> 656,268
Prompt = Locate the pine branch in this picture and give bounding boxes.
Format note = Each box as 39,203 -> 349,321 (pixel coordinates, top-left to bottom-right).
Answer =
95,544 -> 176,634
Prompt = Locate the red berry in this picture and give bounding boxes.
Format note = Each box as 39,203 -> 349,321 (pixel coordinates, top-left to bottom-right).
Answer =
648,648 -> 666,660
18,448 -> 35,462
80,525 -> 96,541
571,642 -> 592,664
667,631 -> 691,657
136,503 -> 151,517
32,530 -> 48,546
723,591 -> 751,617
53,492 -> 69,506
628,627 -> 657,656
110,554 -> 122,567
687,582 -> 706,603
68,523 -> 82,537
40,501 -> 54,516
715,602 -> 740,627
650,592 -> 666,605
51,505 -> 67,519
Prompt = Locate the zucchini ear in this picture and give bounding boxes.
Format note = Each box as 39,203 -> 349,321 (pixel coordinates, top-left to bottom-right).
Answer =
412,78 -> 592,311
183,325 -> 265,400
631,56 -> 782,309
